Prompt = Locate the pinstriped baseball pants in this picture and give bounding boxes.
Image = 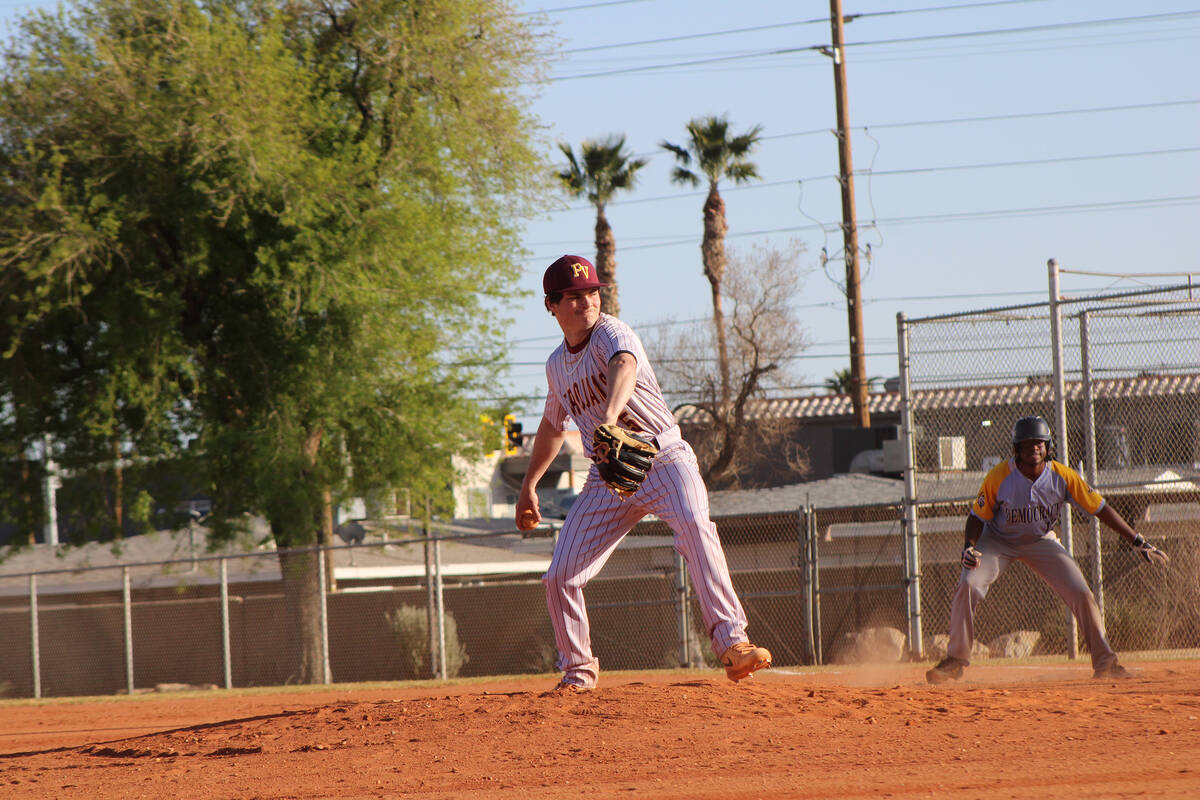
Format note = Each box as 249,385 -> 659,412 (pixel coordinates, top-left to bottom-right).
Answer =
543,440 -> 749,688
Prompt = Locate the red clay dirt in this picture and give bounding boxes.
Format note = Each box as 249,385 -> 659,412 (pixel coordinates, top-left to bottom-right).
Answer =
2,660 -> 1198,799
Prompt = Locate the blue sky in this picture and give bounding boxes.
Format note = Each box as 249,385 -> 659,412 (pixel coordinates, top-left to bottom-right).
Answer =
506,0 -> 1199,426
4,1 -> 1198,430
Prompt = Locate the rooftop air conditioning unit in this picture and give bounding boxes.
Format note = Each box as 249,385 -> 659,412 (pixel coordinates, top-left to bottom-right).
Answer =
937,436 -> 966,471
882,438 -> 907,472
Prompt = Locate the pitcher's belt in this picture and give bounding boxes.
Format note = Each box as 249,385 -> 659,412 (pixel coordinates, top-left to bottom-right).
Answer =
650,426 -> 682,450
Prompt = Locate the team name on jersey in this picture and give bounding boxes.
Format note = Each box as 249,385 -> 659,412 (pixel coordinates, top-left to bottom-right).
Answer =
1006,505 -> 1057,525
566,371 -> 607,417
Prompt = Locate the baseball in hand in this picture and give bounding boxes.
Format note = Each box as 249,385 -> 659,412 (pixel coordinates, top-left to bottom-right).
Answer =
517,509 -> 538,531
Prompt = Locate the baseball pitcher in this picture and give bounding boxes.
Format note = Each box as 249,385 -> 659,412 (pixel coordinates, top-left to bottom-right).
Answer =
515,255 -> 771,693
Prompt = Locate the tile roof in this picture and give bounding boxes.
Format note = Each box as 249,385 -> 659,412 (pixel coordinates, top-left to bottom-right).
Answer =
674,373 -> 1200,423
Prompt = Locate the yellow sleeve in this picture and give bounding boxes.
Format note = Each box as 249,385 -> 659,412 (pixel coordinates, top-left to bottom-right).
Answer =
1051,462 -> 1105,515
971,461 -> 1011,522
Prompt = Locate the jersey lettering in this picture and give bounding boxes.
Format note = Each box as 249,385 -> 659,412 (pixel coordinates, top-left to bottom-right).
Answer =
585,373 -> 605,406
566,384 -> 581,416
1005,505 -> 1057,525
616,410 -> 643,432
566,372 -> 607,417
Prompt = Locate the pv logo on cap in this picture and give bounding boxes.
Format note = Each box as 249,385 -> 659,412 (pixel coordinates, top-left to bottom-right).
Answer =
543,254 -> 608,295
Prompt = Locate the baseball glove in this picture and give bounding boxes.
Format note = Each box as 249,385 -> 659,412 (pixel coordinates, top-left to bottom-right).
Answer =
591,423 -> 658,498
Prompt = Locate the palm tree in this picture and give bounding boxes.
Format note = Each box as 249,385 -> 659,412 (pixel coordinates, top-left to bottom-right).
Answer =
556,135 -> 648,316
825,367 -> 881,395
660,115 -> 763,409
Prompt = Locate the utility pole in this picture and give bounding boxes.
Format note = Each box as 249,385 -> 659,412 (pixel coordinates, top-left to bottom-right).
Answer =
826,0 -> 870,427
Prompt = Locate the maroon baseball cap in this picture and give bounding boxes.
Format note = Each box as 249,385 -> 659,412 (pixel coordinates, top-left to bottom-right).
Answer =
543,254 -> 607,295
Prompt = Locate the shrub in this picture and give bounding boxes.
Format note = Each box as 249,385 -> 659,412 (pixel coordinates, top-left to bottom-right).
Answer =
385,604 -> 469,680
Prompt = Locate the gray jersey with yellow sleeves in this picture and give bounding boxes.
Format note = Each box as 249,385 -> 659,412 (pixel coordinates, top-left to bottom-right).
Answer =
970,458 -> 1105,545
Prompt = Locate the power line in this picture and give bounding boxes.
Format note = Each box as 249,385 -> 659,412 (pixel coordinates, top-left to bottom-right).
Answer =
845,0 -> 1050,23
560,15 -> 830,53
520,0 -> 655,15
859,194 -> 1200,226
836,25 -> 1200,68
480,286 -> 1134,356
559,25 -> 1200,72
855,145 -> 1200,178
553,44 -> 815,80
541,143 -> 1200,215
847,98 -> 1200,132
551,11 -> 1200,80
548,1 -> 1050,54
487,347 -> 903,371
489,287 -> 1060,349
577,98 -> 1200,164
844,10 -> 1200,49
529,195 -> 1200,257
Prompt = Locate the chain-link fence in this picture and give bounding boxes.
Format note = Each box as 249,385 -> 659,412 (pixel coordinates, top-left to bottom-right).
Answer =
2,491 -> 1197,699
0,525 -> 811,698
0,506 -> 931,699
3,272 -> 1198,698
898,269 -> 1200,664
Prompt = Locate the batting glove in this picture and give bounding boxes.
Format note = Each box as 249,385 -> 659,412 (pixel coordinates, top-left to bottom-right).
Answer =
961,545 -> 982,570
1130,534 -> 1169,565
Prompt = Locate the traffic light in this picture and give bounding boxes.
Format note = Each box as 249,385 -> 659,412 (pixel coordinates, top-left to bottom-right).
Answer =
503,414 -> 523,455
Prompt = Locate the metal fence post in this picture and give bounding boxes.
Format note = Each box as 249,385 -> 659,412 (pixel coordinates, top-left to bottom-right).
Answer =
220,557 -> 232,689
1048,258 -> 1079,659
30,574 -> 40,699
808,505 -> 823,665
424,523 -> 436,678
675,551 -> 690,667
897,311 -> 924,660
318,547 -> 331,684
1078,310 -> 1105,620
123,566 -> 134,694
799,506 -> 815,665
432,523 -> 447,680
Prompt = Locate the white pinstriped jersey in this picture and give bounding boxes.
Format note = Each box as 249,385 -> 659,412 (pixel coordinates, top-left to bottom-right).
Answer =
542,313 -> 677,457
970,458 -> 1105,544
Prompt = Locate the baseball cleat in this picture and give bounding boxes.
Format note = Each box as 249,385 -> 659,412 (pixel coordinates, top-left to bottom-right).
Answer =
540,679 -> 592,697
1092,663 -> 1130,680
925,656 -> 966,684
721,642 -> 772,682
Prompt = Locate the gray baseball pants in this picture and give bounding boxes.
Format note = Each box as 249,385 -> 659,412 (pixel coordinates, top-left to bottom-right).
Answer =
946,528 -> 1118,671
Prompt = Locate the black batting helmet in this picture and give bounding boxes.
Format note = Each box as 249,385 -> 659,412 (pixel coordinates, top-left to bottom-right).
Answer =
1011,415 -> 1055,460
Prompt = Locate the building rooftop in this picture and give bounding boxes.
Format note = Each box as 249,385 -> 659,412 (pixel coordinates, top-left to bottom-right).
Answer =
708,473 -> 905,516
674,372 -> 1200,423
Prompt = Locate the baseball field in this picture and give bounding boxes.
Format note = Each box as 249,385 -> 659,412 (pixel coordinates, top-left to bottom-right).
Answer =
2,659 -> 1198,799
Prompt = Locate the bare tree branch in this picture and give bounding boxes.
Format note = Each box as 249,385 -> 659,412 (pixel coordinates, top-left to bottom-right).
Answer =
648,241 -> 812,489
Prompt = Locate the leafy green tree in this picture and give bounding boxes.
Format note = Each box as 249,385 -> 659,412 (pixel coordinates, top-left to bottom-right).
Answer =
0,0 -> 547,680
556,135 -> 648,316
660,115 -> 763,412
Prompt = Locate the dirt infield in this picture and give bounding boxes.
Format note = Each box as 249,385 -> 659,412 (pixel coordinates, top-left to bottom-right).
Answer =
2,660 -> 1198,799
